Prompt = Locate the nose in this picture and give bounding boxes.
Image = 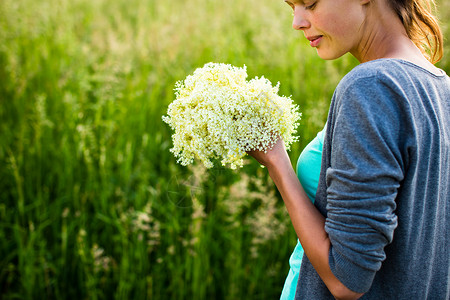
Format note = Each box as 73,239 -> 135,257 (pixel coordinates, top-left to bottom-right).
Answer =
292,7 -> 310,31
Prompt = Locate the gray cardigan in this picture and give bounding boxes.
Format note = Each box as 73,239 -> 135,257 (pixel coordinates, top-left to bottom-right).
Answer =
295,59 -> 450,299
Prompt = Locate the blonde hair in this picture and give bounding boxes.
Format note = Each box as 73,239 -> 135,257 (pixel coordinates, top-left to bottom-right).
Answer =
389,0 -> 444,63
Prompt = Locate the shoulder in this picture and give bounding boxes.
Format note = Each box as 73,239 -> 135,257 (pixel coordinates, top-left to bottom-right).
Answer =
325,61 -> 416,159
337,59 -> 448,95
331,59 -> 430,121
333,59 -> 449,115
337,60 -> 397,95
331,62 -> 401,122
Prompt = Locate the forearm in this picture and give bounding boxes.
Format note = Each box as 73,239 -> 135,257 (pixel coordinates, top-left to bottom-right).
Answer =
266,154 -> 363,300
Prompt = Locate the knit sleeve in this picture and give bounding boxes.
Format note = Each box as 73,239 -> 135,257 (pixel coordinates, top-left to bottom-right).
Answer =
325,73 -> 407,293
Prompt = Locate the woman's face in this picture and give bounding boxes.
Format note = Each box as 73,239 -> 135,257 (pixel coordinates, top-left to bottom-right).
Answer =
285,0 -> 368,60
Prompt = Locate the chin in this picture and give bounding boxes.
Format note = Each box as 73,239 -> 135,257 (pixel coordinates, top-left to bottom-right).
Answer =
316,49 -> 346,61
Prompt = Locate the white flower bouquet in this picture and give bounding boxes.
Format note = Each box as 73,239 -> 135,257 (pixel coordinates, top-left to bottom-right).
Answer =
162,62 -> 301,169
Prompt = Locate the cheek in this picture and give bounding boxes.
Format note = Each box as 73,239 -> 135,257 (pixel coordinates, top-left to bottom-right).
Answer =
327,17 -> 357,45
319,8 -> 362,40
316,12 -> 341,35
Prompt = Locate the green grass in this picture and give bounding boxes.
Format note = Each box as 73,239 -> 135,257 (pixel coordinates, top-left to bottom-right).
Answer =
0,0 -> 448,299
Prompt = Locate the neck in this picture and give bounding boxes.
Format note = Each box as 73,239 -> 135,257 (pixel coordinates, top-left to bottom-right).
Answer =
350,0 -> 433,68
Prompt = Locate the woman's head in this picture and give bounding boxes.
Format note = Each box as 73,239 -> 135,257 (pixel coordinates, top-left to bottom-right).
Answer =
385,0 -> 443,63
286,0 -> 443,64
286,0 -> 373,61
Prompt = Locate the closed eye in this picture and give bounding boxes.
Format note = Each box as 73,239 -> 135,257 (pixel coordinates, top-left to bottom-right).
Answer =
284,1 -> 317,11
305,1 -> 317,10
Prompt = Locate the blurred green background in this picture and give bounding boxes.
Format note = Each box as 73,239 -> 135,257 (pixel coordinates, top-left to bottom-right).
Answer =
0,0 -> 448,299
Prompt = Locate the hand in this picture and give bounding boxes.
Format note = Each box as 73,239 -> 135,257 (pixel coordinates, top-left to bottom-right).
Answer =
247,138 -> 290,168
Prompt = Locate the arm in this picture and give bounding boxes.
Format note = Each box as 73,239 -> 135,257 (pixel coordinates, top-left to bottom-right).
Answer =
250,71 -> 405,297
249,140 -> 364,300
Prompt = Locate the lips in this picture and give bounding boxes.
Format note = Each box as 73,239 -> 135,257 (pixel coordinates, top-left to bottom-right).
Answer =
306,35 -> 323,47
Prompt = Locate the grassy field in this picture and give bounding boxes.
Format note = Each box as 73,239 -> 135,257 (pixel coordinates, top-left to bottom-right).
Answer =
0,0 -> 448,299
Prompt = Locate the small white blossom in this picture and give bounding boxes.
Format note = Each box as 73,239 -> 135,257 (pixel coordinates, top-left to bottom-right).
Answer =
163,62 -> 301,169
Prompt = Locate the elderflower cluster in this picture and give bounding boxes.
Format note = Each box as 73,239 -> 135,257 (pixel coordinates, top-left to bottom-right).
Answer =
162,62 -> 301,169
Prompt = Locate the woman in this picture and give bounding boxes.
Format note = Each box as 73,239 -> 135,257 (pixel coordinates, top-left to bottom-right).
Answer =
249,0 -> 449,299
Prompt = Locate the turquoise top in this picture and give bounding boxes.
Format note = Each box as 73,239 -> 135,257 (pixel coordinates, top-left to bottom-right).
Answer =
280,127 -> 325,300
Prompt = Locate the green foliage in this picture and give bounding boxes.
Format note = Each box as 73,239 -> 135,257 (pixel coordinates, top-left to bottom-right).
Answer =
0,0 -> 448,299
